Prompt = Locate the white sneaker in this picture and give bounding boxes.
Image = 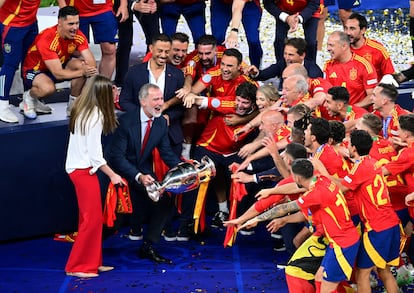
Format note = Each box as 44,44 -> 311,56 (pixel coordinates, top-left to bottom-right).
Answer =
35,100 -> 53,114
21,91 -> 37,119
0,100 -> 18,123
66,96 -> 76,117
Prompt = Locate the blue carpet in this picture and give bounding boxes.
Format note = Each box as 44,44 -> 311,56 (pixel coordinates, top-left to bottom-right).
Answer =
0,227 -> 289,293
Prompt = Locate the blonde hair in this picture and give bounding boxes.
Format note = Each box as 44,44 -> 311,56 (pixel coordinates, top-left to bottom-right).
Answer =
257,83 -> 279,103
69,75 -> 118,135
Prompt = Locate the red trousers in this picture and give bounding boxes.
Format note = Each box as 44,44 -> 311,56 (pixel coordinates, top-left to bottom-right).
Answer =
65,169 -> 103,274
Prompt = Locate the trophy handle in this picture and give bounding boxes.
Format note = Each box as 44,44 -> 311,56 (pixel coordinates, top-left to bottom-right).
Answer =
197,156 -> 216,182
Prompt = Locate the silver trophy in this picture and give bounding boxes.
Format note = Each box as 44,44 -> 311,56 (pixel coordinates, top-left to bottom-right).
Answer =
146,156 -> 216,202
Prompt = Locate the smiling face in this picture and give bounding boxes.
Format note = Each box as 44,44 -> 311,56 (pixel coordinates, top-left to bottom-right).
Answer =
150,40 -> 171,67
324,93 -> 341,117
220,55 -> 240,81
198,44 -> 216,68
58,14 -> 80,40
256,90 -> 272,112
235,95 -> 253,115
169,40 -> 188,66
284,45 -> 305,65
141,87 -> 164,118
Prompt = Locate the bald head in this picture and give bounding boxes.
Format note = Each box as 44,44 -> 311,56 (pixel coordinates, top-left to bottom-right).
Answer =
282,63 -> 309,80
260,110 -> 285,136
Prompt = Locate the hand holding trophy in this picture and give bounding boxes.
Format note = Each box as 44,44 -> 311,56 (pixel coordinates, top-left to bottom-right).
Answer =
145,156 -> 216,202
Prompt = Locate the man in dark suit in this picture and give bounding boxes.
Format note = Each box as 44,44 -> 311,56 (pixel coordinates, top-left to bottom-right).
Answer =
246,37 -> 322,89
119,33 -> 185,156
107,84 -> 182,263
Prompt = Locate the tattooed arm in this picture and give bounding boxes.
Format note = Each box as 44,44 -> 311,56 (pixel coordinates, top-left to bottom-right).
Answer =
238,200 -> 300,230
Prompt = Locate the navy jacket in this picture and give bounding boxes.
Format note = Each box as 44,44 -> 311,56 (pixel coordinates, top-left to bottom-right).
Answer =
119,62 -> 185,145
106,109 -> 181,184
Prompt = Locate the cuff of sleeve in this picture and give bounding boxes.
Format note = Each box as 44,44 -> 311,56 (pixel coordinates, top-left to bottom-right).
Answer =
253,174 -> 258,183
247,163 -> 253,171
298,15 -> 303,23
199,96 -> 208,109
279,12 -> 289,23
130,0 -> 139,11
135,172 -> 142,183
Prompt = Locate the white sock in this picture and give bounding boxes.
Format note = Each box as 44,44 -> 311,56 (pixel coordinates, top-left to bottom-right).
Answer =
218,201 -> 229,213
181,143 -> 191,160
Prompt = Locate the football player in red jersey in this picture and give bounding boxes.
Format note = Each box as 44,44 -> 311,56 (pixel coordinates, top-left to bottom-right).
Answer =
21,6 -> 97,119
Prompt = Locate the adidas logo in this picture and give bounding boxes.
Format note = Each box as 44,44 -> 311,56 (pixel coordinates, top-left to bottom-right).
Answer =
329,72 -> 337,78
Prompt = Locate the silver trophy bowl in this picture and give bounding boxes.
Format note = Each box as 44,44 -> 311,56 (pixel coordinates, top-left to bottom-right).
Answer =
146,156 -> 216,202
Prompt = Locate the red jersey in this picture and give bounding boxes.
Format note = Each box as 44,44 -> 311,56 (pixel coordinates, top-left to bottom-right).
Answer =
372,105 -> 411,139
64,0 -> 113,17
272,124 -> 292,143
320,104 -> 367,122
324,53 -> 378,105
297,175 -> 359,247
314,143 -> 349,178
351,38 -> 394,80
276,0 -> 320,18
385,141 -> 414,193
198,65 -> 256,97
0,0 -> 40,27
22,25 -> 89,76
371,137 -> 408,211
342,156 -> 400,232
184,46 -> 226,81
254,176 -> 301,213
196,96 -> 251,155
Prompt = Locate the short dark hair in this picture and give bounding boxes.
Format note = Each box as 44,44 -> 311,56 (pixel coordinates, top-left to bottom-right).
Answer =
285,38 -> 307,56
286,143 -> 308,160
329,120 -> 346,144
328,86 -> 350,104
350,129 -> 373,156
348,12 -> 368,30
235,81 -> 257,104
377,83 -> 399,103
223,48 -> 242,65
151,33 -> 172,45
58,6 -> 79,19
171,32 -> 189,44
291,159 -> 314,179
399,114 -> 414,135
310,117 -> 330,145
197,34 -> 217,47
361,113 -> 382,135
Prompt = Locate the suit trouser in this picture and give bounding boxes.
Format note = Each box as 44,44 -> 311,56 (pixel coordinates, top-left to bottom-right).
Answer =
66,169 -> 103,274
273,17 -> 318,63
130,183 -> 174,244
210,0 -> 263,68
160,2 -> 206,44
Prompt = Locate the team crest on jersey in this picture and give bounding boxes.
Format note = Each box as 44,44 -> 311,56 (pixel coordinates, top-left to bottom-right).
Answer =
349,68 -> 357,81
3,43 -> 11,54
68,43 -> 76,54
202,74 -> 212,83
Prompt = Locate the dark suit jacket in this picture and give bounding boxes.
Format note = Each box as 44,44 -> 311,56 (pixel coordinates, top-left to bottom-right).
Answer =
106,109 -> 181,185
119,62 -> 185,146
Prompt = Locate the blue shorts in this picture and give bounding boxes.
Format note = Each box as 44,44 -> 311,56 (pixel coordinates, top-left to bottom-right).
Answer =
357,224 -> 401,269
396,208 -> 410,227
79,11 -> 118,43
23,70 -> 57,90
321,241 -> 359,282
324,0 -> 361,9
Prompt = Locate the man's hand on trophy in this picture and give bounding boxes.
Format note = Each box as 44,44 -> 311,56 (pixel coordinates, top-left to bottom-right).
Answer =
139,174 -> 155,186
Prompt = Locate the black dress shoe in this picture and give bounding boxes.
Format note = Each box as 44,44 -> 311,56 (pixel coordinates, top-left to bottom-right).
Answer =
138,245 -> 172,264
